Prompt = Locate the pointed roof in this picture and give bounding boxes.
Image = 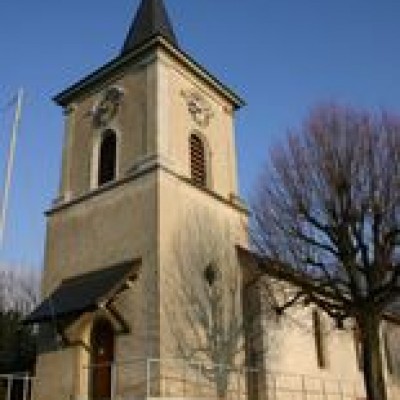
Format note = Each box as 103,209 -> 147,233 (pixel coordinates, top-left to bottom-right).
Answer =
121,0 -> 178,54
24,259 -> 141,324
54,0 -> 245,110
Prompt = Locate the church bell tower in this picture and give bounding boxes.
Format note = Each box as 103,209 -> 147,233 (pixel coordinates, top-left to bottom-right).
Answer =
28,1 -> 248,399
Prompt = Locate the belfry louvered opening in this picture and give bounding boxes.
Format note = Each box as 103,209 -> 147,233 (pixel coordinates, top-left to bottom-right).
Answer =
190,133 -> 207,187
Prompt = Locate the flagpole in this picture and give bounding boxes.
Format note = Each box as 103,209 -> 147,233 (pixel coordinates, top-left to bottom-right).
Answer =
0,88 -> 23,249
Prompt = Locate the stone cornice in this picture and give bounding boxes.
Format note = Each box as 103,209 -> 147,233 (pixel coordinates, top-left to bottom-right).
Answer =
46,155 -> 249,217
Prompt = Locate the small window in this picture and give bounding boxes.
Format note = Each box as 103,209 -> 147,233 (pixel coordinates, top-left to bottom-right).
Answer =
313,310 -> 327,369
98,130 -> 117,186
204,263 -> 218,287
190,133 -> 207,187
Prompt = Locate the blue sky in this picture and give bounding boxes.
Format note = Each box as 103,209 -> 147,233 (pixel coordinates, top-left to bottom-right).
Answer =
0,0 -> 400,269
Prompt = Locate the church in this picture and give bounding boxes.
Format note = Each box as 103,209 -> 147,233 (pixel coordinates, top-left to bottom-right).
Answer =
26,1 -> 400,399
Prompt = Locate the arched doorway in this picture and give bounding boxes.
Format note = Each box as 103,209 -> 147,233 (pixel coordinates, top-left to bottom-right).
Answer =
90,319 -> 115,400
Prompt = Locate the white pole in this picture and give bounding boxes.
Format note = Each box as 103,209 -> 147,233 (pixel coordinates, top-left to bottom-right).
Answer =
0,88 -> 23,249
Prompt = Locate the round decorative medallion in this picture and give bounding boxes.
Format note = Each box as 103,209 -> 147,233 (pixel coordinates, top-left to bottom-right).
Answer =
182,90 -> 214,128
93,87 -> 124,127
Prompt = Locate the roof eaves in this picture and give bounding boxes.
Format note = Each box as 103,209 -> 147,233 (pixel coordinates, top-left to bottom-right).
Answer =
96,260 -> 141,306
159,38 -> 245,110
53,37 -> 245,110
24,259 -> 141,325
53,39 -> 158,106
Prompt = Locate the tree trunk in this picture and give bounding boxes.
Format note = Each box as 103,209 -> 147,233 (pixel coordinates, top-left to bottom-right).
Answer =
359,313 -> 387,400
215,371 -> 228,400
216,381 -> 227,400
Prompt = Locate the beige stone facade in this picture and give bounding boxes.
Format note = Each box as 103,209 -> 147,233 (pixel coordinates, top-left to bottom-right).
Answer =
241,263 -> 400,400
33,31 -> 250,400
30,2 -> 399,400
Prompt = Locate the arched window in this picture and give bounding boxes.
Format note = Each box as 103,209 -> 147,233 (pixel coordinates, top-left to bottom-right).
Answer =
98,130 -> 117,186
190,133 -> 207,187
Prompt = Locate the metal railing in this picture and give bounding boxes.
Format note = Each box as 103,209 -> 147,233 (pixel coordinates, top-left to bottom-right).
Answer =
85,358 -> 252,399
5,359 -> 400,400
146,358 -> 253,399
84,358 -> 148,399
0,374 -> 33,400
263,371 -> 365,400
84,358 -> 371,399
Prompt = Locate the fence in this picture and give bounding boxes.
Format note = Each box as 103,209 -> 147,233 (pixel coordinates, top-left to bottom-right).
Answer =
4,360 -> 400,399
85,358 -> 370,399
0,375 -> 33,400
263,371 -> 365,400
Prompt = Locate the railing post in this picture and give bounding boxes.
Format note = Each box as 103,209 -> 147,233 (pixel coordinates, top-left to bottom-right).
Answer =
321,379 -> 327,400
146,359 -> 151,398
111,363 -> 116,400
23,374 -> 29,400
6,376 -> 12,400
270,373 -> 278,400
183,360 -> 187,397
30,377 -> 35,400
197,362 -> 201,397
301,374 -> 307,400
237,367 -> 241,400
162,360 -> 166,397
338,380 -> 344,400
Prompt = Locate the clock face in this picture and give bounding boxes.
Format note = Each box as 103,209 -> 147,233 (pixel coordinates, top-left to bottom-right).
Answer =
93,87 -> 123,127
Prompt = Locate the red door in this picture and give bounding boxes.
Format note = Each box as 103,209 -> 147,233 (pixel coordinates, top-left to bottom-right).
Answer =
91,319 -> 115,400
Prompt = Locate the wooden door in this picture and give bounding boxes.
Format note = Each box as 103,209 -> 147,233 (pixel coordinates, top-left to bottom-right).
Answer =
91,319 -> 115,400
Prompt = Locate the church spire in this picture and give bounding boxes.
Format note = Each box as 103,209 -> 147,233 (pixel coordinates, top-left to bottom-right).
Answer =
121,0 -> 178,55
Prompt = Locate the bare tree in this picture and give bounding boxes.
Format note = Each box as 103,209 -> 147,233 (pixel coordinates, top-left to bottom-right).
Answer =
0,265 -> 40,374
0,265 -> 40,314
166,210 -> 274,399
251,105 -> 400,400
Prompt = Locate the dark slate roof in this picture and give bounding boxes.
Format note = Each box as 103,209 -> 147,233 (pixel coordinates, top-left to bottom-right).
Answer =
24,259 -> 140,324
121,0 -> 178,55
53,0 -> 244,110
